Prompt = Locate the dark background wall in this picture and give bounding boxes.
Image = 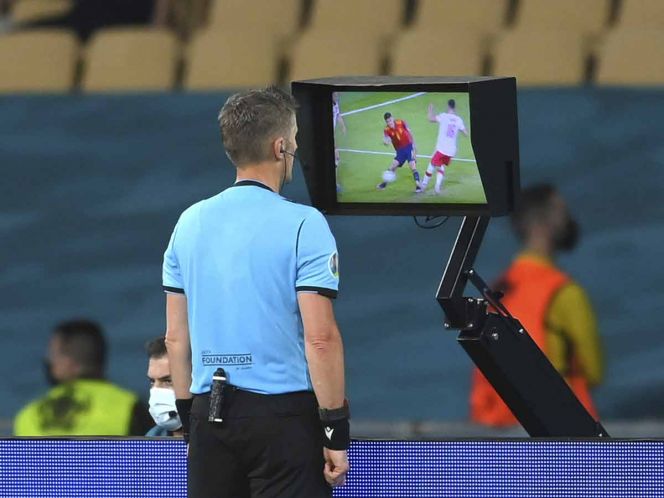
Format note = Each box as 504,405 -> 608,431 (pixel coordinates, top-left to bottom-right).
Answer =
1,89 -> 663,426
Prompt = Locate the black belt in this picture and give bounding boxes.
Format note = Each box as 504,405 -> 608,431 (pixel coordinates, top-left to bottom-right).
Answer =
193,389 -> 317,419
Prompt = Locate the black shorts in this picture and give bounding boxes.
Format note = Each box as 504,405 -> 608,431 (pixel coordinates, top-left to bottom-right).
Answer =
188,389 -> 331,498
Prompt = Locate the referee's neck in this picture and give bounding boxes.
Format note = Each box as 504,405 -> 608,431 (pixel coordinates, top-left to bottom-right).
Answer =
235,162 -> 282,193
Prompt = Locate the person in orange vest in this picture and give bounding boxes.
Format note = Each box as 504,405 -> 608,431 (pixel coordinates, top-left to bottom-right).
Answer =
470,184 -> 604,427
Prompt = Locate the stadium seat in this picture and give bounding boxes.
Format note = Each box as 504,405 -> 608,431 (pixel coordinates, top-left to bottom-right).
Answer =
289,30 -> 384,81
595,29 -> 664,85
307,0 -> 406,42
615,0 -> 664,29
10,0 -> 72,24
491,30 -> 586,86
390,29 -> 485,76
185,30 -> 277,89
411,0 -> 508,34
0,30 -> 77,93
168,0 -> 210,38
207,0 -> 301,42
82,28 -> 178,92
513,0 -> 610,37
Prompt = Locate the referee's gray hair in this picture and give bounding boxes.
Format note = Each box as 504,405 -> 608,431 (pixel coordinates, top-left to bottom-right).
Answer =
218,86 -> 298,167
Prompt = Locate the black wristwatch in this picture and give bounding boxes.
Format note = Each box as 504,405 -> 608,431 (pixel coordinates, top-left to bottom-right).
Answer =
318,399 -> 350,422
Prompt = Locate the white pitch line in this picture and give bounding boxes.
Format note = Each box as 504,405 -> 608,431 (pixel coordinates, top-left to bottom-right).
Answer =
337,148 -> 477,163
340,92 -> 426,117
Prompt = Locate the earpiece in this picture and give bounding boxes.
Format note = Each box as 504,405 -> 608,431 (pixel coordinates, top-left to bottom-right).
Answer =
280,144 -> 296,158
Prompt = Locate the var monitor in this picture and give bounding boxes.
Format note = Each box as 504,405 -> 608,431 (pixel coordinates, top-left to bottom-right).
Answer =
292,77 -> 520,217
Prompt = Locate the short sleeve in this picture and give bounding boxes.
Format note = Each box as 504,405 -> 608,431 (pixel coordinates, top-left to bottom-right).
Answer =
458,118 -> 466,131
296,211 -> 339,298
435,113 -> 444,123
549,282 -> 603,385
162,224 -> 184,294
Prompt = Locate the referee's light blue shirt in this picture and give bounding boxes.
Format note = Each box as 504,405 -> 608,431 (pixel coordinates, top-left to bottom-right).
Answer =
162,180 -> 339,395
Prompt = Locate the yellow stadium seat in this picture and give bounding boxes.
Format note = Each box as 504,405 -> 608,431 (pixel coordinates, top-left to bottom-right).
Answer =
491,30 -> 586,86
289,30 -> 384,81
514,0 -> 610,37
596,29 -> 664,85
412,0 -> 508,34
616,0 -> 664,29
308,0 -> 405,41
390,29 -> 485,76
185,30 -> 277,89
207,0 -> 301,41
168,0 -> 210,38
82,28 -> 178,92
0,30 -> 77,93
11,0 -> 72,24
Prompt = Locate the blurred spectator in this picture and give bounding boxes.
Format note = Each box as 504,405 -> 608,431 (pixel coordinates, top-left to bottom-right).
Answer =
470,184 -> 604,427
145,336 -> 183,437
0,0 -> 11,31
15,0 -> 171,40
14,319 -> 152,436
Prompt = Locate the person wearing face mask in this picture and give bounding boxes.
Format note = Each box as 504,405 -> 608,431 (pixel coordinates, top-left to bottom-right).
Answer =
145,336 -> 183,437
14,319 -> 152,436
164,86 -> 349,497
470,184 -> 604,427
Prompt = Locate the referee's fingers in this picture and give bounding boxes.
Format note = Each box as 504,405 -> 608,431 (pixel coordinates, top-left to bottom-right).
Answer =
324,471 -> 345,487
324,463 -> 348,487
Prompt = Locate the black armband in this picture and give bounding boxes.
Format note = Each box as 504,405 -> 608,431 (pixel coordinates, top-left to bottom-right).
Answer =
175,398 -> 193,443
319,400 -> 351,450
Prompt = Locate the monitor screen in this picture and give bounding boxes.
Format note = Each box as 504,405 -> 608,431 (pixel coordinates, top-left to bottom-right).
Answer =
333,91 -> 486,205
292,76 -> 519,217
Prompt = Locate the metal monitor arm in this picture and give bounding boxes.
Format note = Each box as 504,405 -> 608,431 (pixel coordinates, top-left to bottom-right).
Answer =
437,216 -> 608,437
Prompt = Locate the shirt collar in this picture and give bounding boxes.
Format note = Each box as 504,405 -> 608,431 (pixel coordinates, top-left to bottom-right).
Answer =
233,180 -> 275,193
517,250 -> 554,266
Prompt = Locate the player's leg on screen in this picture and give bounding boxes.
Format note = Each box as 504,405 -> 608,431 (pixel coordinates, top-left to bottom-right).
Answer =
377,159 -> 400,190
433,153 -> 451,193
422,150 -> 443,190
335,156 -> 342,193
408,160 -> 422,192
407,146 -> 422,192
420,163 -> 435,190
434,166 -> 445,193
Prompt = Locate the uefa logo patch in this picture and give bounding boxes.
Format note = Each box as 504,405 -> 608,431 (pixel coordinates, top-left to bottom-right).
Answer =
328,252 -> 339,279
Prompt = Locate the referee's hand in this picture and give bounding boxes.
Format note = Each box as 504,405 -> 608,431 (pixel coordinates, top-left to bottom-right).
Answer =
323,448 -> 349,487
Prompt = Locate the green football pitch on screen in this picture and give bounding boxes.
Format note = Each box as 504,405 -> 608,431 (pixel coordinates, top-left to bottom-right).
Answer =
333,91 -> 487,204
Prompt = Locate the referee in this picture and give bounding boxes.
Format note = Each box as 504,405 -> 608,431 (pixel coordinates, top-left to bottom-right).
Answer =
164,87 -> 349,497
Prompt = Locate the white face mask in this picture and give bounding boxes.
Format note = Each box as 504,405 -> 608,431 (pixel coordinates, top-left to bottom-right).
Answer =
148,387 -> 182,432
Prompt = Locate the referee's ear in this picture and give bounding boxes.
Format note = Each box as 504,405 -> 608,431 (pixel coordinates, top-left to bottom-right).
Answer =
273,138 -> 285,161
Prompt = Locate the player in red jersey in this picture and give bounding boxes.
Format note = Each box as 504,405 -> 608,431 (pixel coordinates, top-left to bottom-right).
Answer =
377,112 -> 422,192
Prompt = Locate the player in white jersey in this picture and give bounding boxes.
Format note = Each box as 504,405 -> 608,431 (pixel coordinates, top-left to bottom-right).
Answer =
332,92 -> 346,167
421,99 -> 468,194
